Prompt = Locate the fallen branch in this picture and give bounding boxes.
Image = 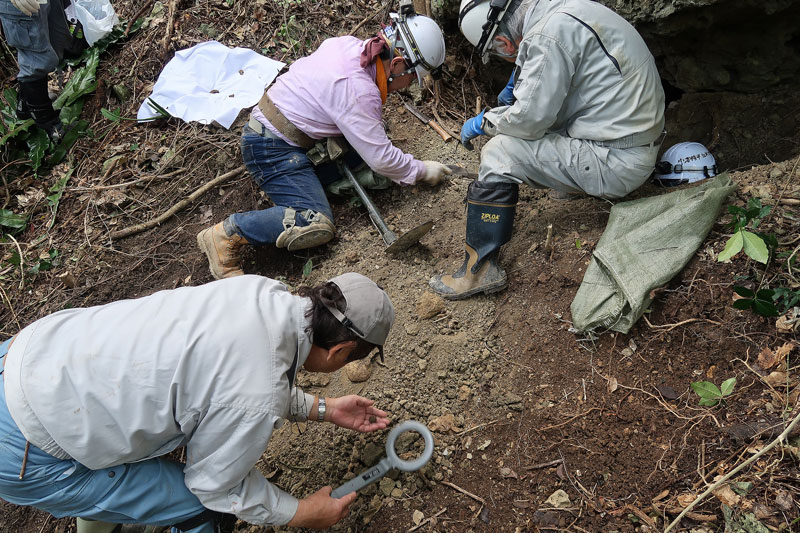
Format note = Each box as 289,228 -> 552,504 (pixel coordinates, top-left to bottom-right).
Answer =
6,234 -> 25,289
70,168 -> 187,192
457,417 -> 502,436
441,481 -> 485,505
161,0 -> 178,59
407,508 -> 447,533
348,4 -> 383,36
537,408 -> 600,433
109,166 -> 245,240
652,503 -> 716,523
643,316 -> 723,333
125,0 -> 153,37
664,406 -> 800,532
526,458 -> 563,470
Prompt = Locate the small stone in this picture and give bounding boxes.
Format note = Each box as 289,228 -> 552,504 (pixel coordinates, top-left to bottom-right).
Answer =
412,510 -> 424,525
58,271 -> 77,288
775,490 -> 794,512
544,489 -> 571,508
429,412 -> 458,433
379,477 -> 394,496
404,322 -> 420,336
345,358 -> 372,383
416,292 -> 445,319
362,442 -> 383,466
458,385 -> 471,401
345,250 -> 360,264
112,83 -> 130,102
390,487 -> 404,498
418,359 -> 428,371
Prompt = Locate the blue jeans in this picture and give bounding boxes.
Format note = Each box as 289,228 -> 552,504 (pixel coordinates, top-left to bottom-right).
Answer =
0,0 -> 72,81
229,125 -> 360,246
0,339 -> 213,533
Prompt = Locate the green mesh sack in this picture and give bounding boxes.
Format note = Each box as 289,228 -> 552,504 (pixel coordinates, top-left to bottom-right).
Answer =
570,174 -> 736,334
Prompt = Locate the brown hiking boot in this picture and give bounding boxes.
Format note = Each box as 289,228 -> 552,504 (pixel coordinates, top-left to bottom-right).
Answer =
197,222 -> 248,279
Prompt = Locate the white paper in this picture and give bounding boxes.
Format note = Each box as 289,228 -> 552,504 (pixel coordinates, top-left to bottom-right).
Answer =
137,41 -> 285,129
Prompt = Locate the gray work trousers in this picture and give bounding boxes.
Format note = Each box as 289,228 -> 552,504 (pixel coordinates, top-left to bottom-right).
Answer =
478,133 -> 660,200
0,0 -> 72,81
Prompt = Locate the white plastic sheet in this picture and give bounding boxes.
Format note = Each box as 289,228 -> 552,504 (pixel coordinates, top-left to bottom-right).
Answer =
68,0 -> 119,46
136,41 -> 285,129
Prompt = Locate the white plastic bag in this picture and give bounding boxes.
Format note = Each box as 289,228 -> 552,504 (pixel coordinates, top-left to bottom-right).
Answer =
70,0 -> 119,46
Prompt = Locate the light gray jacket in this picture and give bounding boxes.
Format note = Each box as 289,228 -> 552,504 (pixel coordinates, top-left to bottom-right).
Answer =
484,0 -> 665,146
4,276 -> 316,525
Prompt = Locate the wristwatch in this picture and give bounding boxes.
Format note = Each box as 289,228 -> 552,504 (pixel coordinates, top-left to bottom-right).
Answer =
317,397 -> 326,423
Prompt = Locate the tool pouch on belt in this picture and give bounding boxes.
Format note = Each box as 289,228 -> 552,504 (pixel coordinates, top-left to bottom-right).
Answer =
307,137 -> 349,166
307,137 -> 391,195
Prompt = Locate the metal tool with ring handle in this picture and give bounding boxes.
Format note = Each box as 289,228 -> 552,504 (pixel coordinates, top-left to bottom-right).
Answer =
331,420 -> 434,498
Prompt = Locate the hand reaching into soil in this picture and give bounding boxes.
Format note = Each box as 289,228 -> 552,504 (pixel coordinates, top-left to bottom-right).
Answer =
327,395 -> 389,432
288,486 -> 357,529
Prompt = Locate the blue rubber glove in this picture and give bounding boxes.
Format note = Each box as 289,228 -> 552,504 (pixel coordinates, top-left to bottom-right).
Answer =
460,111 -> 485,149
497,71 -> 516,106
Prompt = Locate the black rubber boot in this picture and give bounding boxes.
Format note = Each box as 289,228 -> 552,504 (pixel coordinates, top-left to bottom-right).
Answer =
18,79 -> 67,143
429,180 -> 518,300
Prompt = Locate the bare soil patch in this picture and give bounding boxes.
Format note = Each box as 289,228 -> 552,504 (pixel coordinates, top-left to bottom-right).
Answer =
2,2 -> 799,532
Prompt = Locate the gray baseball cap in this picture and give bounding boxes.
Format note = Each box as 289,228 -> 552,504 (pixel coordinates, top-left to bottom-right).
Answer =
325,273 -> 395,359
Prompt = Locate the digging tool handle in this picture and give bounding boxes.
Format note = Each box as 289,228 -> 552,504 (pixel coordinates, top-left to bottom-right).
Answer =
338,163 -> 398,246
404,103 -> 452,142
428,120 -> 452,142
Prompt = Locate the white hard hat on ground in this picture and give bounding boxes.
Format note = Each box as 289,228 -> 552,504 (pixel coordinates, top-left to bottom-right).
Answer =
458,0 -> 516,63
384,13 -> 445,85
654,142 -> 718,186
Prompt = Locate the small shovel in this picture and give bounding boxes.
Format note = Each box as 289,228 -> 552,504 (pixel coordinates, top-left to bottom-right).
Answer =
338,162 -> 433,254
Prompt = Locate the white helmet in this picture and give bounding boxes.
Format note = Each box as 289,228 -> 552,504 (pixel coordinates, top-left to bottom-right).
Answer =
459,0 -> 516,63
384,13 -> 446,85
654,142 -> 718,186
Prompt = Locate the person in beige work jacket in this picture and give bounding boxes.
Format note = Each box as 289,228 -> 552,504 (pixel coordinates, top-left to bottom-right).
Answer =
430,0 -> 666,300
0,273 -> 394,533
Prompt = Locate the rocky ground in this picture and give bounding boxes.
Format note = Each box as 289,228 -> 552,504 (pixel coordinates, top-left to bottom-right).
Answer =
1,1 -> 799,532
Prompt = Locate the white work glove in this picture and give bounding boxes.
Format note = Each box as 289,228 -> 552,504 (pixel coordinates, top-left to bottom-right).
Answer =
11,0 -> 41,16
419,161 -> 452,186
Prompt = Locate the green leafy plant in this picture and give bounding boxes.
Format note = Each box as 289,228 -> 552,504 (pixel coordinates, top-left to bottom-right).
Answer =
731,286 -> 777,315
718,198 -> 772,264
46,169 -> 73,229
302,258 -> 313,277
0,209 -> 28,233
732,286 -> 778,317
7,248 -> 59,276
773,287 -> 800,312
692,377 -> 736,407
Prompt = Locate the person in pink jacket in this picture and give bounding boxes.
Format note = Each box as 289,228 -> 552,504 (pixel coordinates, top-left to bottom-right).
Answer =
198,9 -> 449,280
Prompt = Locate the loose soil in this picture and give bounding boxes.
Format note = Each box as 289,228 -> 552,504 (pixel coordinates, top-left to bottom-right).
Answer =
1,2 -> 799,532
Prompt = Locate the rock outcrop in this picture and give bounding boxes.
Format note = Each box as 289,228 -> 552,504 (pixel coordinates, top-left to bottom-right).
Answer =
433,0 -> 800,93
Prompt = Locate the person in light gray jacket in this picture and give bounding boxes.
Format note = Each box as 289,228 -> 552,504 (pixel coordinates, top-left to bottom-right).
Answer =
430,0 -> 666,300
0,273 -> 394,532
